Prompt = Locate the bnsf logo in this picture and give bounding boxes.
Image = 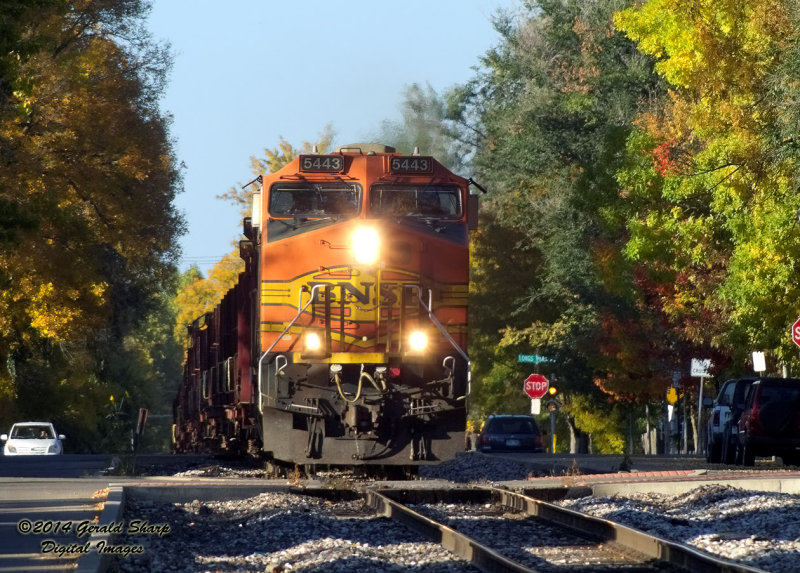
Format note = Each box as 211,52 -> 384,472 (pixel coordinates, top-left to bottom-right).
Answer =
307,282 -> 416,306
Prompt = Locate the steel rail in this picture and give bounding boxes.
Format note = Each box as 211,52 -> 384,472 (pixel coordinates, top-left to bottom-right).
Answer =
490,487 -> 768,573
367,486 -> 768,573
364,488 -> 531,573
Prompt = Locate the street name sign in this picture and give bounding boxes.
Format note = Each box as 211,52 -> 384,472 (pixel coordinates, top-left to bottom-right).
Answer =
518,354 -> 552,364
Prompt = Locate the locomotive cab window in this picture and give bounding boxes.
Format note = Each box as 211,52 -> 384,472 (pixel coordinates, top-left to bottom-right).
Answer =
369,184 -> 461,219
267,182 -> 361,241
269,183 -> 361,218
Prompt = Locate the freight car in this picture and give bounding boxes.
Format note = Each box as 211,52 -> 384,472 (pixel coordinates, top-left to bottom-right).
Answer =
173,144 -> 477,470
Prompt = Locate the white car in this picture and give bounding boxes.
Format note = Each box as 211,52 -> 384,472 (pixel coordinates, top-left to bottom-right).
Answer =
1,422 -> 65,456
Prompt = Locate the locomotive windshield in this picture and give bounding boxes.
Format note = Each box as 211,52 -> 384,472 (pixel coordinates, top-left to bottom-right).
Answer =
369,184 -> 461,218
269,183 -> 361,218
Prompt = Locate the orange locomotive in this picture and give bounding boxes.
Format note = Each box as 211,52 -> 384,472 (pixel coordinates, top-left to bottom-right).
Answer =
174,144 -> 476,468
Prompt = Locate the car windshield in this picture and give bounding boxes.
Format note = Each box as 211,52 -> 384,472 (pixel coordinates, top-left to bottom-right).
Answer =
488,419 -> 537,434
369,184 -> 461,218
269,183 -> 360,219
11,425 -> 53,439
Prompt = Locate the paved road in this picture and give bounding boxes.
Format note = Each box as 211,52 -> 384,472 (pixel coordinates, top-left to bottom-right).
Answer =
0,455 -> 113,571
0,453 -> 221,572
0,454 -> 112,478
0,477 -> 114,572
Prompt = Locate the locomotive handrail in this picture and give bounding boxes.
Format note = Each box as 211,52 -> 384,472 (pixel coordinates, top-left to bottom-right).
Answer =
406,285 -> 469,365
257,283 -> 326,414
275,354 -> 288,376
407,285 -> 472,410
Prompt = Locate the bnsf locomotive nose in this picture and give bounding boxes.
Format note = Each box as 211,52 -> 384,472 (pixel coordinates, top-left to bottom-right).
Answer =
174,146 -> 474,468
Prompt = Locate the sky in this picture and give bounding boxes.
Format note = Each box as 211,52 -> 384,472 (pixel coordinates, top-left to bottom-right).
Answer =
145,0 -> 518,273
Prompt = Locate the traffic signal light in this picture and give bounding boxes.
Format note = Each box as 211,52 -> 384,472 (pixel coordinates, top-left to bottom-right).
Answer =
548,386 -> 557,396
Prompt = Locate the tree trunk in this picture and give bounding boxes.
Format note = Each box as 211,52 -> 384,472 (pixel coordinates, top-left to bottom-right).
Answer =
565,415 -> 589,453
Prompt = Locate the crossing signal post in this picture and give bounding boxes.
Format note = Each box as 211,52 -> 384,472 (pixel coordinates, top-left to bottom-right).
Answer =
547,386 -> 558,453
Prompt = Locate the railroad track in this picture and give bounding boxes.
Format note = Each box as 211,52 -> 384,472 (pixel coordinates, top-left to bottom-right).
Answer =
365,486 -> 765,573
99,482 -> 767,572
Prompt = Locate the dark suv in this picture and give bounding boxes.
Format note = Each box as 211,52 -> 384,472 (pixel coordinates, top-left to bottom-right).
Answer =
704,378 -> 755,464
477,414 -> 544,453
736,377 -> 800,466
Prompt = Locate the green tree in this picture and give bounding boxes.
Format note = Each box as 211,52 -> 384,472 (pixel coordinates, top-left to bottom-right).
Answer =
615,0 -> 800,371
449,0 -> 671,451
0,0 -> 184,448
372,83 -> 467,173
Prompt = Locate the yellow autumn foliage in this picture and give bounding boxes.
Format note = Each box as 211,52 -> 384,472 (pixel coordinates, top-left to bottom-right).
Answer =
173,250 -> 245,349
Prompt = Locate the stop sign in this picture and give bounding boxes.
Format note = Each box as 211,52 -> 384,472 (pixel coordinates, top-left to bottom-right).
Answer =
792,317 -> 800,348
524,373 -> 549,399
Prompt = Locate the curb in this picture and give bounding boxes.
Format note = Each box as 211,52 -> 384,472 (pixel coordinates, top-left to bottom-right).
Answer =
74,486 -> 125,573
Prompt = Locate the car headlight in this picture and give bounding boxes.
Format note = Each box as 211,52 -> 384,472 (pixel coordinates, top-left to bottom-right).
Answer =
352,227 -> 379,264
408,330 -> 428,352
6,444 -> 16,453
48,444 -> 59,454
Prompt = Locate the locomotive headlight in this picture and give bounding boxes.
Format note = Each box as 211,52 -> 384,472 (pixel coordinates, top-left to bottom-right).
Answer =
305,332 -> 322,352
409,330 -> 428,352
352,227 -> 380,264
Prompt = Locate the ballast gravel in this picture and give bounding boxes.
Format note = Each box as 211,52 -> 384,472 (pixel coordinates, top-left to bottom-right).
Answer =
108,492 -> 477,572
106,453 -> 800,572
557,484 -> 800,573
